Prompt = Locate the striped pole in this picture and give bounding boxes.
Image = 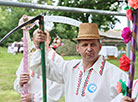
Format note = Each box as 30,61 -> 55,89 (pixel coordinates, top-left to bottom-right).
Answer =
22,30 -> 29,94
127,10 -> 138,98
39,16 -> 47,102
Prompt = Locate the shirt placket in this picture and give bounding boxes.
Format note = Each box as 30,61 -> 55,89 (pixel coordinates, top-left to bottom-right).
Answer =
81,68 -> 93,97
76,68 -> 93,97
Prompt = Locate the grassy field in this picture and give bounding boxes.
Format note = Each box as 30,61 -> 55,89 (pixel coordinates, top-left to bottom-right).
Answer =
0,47 -> 138,102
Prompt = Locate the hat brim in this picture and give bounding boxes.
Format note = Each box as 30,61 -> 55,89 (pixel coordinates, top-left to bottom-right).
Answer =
73,36 -> 104,41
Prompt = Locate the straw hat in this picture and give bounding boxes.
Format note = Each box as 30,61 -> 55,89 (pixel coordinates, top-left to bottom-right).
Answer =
73,23 -> 103,40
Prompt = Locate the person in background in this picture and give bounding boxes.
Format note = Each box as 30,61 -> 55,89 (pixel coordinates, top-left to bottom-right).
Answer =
111,79 -> 138,102
111,54 -> 138,102
30,23 -> 128,102
18,37 -> 23,53
14,14 -> 64,102
50,35 -> 62,50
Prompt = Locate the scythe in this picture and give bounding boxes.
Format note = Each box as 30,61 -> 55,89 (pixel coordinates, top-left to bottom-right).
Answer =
0,15 -> 82,102
0,15 -> 47,102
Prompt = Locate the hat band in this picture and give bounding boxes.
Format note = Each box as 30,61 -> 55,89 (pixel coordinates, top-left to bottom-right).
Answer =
78,34 -> 101,39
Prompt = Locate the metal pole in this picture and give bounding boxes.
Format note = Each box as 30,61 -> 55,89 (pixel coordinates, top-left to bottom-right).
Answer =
0,1 -> 126,16
137,27 -> 138,50
39,16 -> 47,102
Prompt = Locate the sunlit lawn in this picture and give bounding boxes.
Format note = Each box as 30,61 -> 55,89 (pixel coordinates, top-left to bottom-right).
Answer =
0,47 -> 138,102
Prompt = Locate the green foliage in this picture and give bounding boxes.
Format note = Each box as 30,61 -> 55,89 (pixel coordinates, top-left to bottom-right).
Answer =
0,0 -> 123,47
0,0 -> 46,46
0,47 -> 22,102
45,0 -> 122,40
56,39 -> 79,56
50,24 -> 78,41
37,0 -> 52,5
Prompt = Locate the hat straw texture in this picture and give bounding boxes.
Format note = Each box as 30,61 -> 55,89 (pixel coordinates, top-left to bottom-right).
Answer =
73,23 -> 103,40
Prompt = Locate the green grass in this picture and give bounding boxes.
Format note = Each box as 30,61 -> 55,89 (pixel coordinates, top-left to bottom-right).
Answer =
0,47 -> 22,102
0,47 -> 138,102
107,56 -> 138,79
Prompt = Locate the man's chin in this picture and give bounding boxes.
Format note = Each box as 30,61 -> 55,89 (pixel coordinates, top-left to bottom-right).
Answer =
86,56 -> 94,61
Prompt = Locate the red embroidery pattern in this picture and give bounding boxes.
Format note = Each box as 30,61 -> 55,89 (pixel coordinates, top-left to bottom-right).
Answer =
99,57 -> 105,75
31,71 -> 34,77
76,71 -> 83,95
37,75 -> 40,79
73,62 -> 80,69
132,80 -> 138,91
51,52 -> 55,61
82,69 -> 93,96
32,93 -> 35,102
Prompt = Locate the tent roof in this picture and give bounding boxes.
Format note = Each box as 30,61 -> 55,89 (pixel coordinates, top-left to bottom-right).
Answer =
99,30 -> 122,39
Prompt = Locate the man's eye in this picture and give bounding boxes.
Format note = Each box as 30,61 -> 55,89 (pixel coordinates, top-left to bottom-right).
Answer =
91,43 -> 96,47
82,44 -> 88,47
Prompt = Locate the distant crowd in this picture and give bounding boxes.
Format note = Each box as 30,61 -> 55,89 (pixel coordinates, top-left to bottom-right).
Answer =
8,41 -> 23,55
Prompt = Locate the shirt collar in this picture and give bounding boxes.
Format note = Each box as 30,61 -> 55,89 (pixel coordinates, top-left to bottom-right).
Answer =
92,55 -> 105,76
77,59 -> 84,72
77,55 -> 105,75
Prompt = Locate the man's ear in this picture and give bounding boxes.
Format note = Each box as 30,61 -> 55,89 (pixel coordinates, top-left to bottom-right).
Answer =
76,44 -> 79,52
99,43 -> 102,50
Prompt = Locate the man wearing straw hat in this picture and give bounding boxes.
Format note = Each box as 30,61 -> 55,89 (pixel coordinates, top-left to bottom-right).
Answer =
31,23 -> 128,102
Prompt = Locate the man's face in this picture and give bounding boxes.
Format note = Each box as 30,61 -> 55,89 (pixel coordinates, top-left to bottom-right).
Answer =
76,39 -> 102,62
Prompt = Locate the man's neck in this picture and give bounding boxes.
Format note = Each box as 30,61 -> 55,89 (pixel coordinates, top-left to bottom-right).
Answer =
83,56 -> 99,72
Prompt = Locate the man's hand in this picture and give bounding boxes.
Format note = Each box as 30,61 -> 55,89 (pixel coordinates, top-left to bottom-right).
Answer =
44,29 -> 51,52
19,73 -> 30,87
21,93 -> 32,102
33,29 -> 51,51
122,96 -> 136,102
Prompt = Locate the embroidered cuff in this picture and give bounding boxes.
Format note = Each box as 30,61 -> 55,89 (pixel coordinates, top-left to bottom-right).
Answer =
32,93 -> 35,102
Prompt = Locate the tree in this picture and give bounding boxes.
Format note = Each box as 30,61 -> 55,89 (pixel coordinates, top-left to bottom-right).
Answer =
0,0 -> 124,46
37,0 -> 123,41
0,0 -> 46,46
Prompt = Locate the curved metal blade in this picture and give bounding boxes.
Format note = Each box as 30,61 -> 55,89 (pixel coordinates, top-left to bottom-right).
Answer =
0,15 -> 42,44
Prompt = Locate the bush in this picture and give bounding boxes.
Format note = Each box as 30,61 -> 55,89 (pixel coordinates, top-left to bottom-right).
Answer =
56,39 -> 79,56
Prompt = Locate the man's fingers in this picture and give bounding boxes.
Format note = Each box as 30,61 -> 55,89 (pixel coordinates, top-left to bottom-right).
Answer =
20,73 -> 30,77
122,96 -> 132,102
20,75 -> 30,80
20,78 -> 30,82
132,98 -> 136,101
21,93 -> 32,102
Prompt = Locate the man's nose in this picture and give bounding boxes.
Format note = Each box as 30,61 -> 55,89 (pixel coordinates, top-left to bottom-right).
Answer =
87,45 -> 92,51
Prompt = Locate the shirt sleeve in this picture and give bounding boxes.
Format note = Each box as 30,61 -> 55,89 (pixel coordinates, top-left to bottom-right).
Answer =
32,91 -> 42,102
111,79 -> 138,102
132,79 -> 138,99
30,49 -> 65,102
110,93 -> 124,102
110,70 -> 128,100
47,79 -> 64,102
31,79 -> 64,102
30,49 -> 66,84
13,59 -> 24,94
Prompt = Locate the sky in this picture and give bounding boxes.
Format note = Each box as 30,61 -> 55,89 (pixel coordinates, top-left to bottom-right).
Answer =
114,16 -> 127,30
113,4 -> 128,30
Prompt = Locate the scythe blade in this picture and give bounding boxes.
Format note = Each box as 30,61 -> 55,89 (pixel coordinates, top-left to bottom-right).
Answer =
44,16 -> 82,27
0,15 -> 42,44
